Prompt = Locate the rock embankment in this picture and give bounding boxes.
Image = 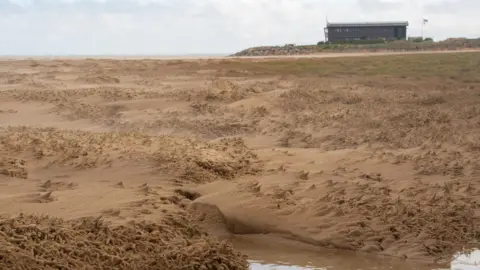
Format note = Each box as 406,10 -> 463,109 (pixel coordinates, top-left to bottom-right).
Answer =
231,38 -> 480,57
231,44 -> 319,57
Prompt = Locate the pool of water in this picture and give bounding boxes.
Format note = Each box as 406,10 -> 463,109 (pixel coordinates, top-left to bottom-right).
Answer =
451,250 -> 480,270
249,253 -> 480,270
228,235 -> 480,270
249,261 -> 324,270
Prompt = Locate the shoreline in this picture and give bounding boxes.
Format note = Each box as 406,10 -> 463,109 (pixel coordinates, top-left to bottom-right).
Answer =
0,48 -> 479,61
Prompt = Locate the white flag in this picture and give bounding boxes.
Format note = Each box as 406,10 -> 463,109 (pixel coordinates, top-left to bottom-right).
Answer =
423,18 -> 428,24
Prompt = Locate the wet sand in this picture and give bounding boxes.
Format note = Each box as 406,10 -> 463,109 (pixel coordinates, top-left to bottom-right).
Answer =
1,51 -> 480,268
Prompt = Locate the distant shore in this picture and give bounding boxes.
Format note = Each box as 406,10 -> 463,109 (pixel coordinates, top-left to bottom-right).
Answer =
1,48 -> 480,61
0,54 -> 228,60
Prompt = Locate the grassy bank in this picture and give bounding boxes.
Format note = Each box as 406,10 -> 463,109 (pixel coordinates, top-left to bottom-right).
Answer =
207,51 -> 480,83
231,38 -> 480,57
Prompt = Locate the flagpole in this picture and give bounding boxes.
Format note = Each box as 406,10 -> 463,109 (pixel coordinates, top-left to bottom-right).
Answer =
325,13 -> 329,42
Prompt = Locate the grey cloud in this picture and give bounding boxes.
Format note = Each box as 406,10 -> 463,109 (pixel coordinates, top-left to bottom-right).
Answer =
4,0 -> 195,14
357,0 -> 404,12
424,0 -> 480,15
0,0 -> 23,13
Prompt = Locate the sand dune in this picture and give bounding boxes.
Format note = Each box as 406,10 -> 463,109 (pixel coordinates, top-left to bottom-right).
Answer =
1,52 -> 479,269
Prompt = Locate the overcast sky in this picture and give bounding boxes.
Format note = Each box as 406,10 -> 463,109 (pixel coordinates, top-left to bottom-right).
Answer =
0,0 -> 478,55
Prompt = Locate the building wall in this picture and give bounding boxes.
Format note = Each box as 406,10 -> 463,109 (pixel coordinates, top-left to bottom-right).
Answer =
327,26 -> 407,42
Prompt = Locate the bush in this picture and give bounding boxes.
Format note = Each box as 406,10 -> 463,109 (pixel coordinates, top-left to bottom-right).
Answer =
332,39 -> 386,45
408,37 -> 424,43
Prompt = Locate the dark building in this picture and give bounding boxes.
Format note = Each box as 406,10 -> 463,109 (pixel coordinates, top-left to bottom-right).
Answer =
324,21 -> 409,43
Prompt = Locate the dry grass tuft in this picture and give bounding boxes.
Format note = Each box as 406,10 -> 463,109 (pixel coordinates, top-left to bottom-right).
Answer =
0,157 -> 28,179
0,127 -> 261,183
0,214 -> 248,270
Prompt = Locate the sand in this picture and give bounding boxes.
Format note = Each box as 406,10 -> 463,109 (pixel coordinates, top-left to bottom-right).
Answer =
0,51 -> 479,269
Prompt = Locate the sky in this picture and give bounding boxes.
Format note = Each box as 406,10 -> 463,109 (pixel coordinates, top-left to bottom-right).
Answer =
0,0 -> 478,55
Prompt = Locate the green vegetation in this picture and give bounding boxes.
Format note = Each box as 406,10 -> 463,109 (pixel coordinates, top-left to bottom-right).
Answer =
231,38 -> 480,56
218,51 -> 480,81
317,37 -> 434,45
408,37 -> 434,42
324,39 -> 388,45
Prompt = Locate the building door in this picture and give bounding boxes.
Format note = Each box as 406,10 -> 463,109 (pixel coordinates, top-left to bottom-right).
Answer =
393,27 -> 399,39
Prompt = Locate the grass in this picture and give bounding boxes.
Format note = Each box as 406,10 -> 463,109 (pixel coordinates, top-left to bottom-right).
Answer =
209,52 -> 480,80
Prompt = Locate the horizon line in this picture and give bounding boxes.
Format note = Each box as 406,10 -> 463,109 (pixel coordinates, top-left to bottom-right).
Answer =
0,53 -> 231,57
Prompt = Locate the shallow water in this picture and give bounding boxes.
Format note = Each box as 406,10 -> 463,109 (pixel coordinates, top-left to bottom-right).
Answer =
229,235 -> 480,270
450,250 -> 480,270
248,255 -> 480,270
248,252 -> 480,270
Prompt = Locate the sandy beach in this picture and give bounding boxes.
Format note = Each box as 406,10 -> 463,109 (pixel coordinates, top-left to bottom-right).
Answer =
1,50 -> 479,269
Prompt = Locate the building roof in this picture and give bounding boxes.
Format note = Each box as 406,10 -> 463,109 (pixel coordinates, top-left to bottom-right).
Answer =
327,21 -> 409,27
